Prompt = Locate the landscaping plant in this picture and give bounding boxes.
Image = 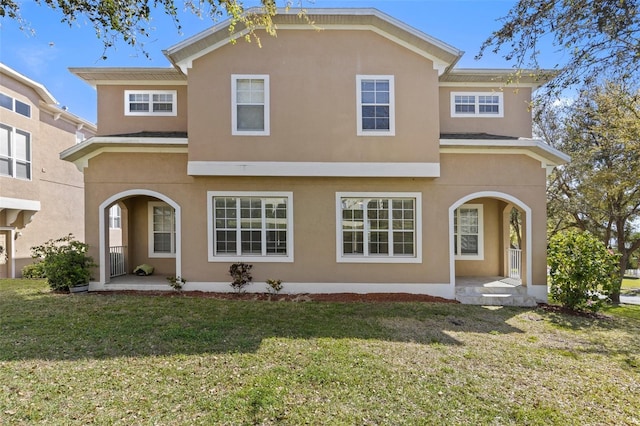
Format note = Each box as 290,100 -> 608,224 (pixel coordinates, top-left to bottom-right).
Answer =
30,234 -> 96,292
548,230 -> 619,312
166,276 -> 186,291
229,263 -> 253,293
265,278 -> 283,295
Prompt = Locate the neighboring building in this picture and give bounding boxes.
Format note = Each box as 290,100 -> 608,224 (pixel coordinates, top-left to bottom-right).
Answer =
0,63 -> 96,278
61,9 -> 569,304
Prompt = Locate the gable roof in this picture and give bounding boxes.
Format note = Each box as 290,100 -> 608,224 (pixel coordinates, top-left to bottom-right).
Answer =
163,8 -> 464,75
1,62 -> 57,104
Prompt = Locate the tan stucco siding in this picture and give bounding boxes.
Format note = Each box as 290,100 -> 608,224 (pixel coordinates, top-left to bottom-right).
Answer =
96,85 -> 188,136
187,29 -> 441,163
84,151 -> 549,287
439,87 -> 533,138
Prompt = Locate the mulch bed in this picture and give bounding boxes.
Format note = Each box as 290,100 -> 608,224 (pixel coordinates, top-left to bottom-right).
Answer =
92,290 -> 458,303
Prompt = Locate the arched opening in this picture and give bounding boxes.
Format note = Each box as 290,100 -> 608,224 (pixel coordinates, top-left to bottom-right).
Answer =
449,191 -> 532,292
97,190 -> 181,287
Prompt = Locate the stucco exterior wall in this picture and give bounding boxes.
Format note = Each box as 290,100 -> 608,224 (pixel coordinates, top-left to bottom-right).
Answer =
83,151 -> 548,288
186,29 -> 441,164
96,85 -> 188,136
439,87 -> 533,138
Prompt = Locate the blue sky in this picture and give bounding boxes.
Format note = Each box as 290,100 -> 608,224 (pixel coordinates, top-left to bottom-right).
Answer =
0,0 -> 559,123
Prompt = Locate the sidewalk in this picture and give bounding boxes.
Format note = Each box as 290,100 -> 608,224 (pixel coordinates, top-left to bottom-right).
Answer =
620,295 -> 640,305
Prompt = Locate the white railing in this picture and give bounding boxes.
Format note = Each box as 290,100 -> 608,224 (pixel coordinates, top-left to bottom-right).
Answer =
109,246 -> 127,277
507,248 -> 522,280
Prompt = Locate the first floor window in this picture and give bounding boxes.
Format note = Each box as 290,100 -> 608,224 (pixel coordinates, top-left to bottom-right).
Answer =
208,192 -> 293,262
232,75 -> 270,135
337,192 -> 421,263
454,204 -> 484,259
125,90 -> 177,116
0,124 -> 31,180
148,202 -> 175,257
109,205 -> 122,229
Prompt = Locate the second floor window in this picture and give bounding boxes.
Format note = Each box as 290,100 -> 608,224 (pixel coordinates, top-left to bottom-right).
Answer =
124,90 -> 177,116
356,75 -> 395,136
451,92 -> 504,118
0,93 -> 31,118
232,75 -> 270,136
0,123 -> 31,180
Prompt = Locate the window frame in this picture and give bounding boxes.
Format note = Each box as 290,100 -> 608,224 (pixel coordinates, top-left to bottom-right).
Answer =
450,92 -> 504,118
356,75 -> 395,136
0,92 -> 31,118
0,123 -> 31,180
231,74 -> 270,136
109,205 -> 122,229
453,203 -> 484,260
336,192 -> 421,264
207,191 -> 293,263
147,201 -> 176,258
124,90 -> 177,117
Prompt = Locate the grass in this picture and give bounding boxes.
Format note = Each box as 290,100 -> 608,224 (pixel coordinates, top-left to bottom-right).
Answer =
1,279 -> 639,425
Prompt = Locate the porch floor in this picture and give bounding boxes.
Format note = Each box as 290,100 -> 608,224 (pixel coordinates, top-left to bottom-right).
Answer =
455,276 -> 522,288
107,274 -> 168,286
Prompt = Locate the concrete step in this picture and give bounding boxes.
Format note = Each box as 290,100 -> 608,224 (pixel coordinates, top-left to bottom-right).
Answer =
455,286 -> 538,307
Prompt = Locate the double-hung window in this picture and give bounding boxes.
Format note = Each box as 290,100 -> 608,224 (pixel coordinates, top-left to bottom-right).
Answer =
208,191 -> 293,262
148,202 -> 176,257
337,192 -> 421,263
109,205 -> 122,229
232,75 -> 270,136
124,90 -> 177,116
0,93 -> 31,118
356,75 -> 395,136
451,92 -> 504,118
453,204 -> 484,259
0,124 -> 31,180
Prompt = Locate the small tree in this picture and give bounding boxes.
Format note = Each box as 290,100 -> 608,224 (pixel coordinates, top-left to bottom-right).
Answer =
548,230 -> 619,312
30,234 -> 96,292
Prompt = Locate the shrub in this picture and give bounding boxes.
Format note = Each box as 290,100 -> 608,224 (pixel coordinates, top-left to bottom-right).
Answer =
166,276 -> 186,291
30,234 -> 96,292
229,263 -> 252,293
21,262 -> 46,279
548,230 -> 619,312
265,279 -> 283,295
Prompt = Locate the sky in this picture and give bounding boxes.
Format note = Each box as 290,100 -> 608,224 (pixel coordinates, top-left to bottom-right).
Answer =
0,0 -> 561,124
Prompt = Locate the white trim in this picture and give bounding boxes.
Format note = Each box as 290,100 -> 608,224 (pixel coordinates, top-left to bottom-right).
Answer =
124,90 -> 177,116
147,201 -> 176,258
356,75 -> 395,136
450,91 -> 504,118
231,74 -> 270,136
0,63 -> 57,104
98,190 -> 182,285
0,197 -> 41,211
336,192 -> 422,264
448,192 -> 533,297
439,138 -> 570,167
188,161 -> 440,177
207,191 -> 294,262
453,204 -> 484,260
90,280 -> 455,299
439,82 -> 542,89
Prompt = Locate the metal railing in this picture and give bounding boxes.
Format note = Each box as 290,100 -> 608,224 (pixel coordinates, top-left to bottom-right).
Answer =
507,248 -> 522,280
109,246 -> 127,277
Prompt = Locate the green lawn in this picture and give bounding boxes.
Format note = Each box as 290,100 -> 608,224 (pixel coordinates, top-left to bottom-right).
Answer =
1,279 -> 639,425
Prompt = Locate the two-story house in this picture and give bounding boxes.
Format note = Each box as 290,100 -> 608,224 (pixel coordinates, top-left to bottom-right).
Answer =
0,63 -> 96,278
61,9 -> 569,305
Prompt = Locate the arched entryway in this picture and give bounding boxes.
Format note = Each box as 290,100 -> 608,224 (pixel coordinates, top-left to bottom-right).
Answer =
449,191 -> 534,301
97,189 -> 181,286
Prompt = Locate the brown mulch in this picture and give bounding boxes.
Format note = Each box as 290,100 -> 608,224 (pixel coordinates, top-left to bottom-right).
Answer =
536,303 -> 611,319
92,290 -> 458,303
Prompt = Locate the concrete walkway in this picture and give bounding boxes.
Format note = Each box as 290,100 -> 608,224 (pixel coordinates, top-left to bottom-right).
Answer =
620,295 -> 640,305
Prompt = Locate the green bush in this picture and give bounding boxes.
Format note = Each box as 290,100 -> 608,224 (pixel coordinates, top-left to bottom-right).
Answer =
30,234 -> 96,292
548,230 -> 619,312
21,262 -> 46,279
